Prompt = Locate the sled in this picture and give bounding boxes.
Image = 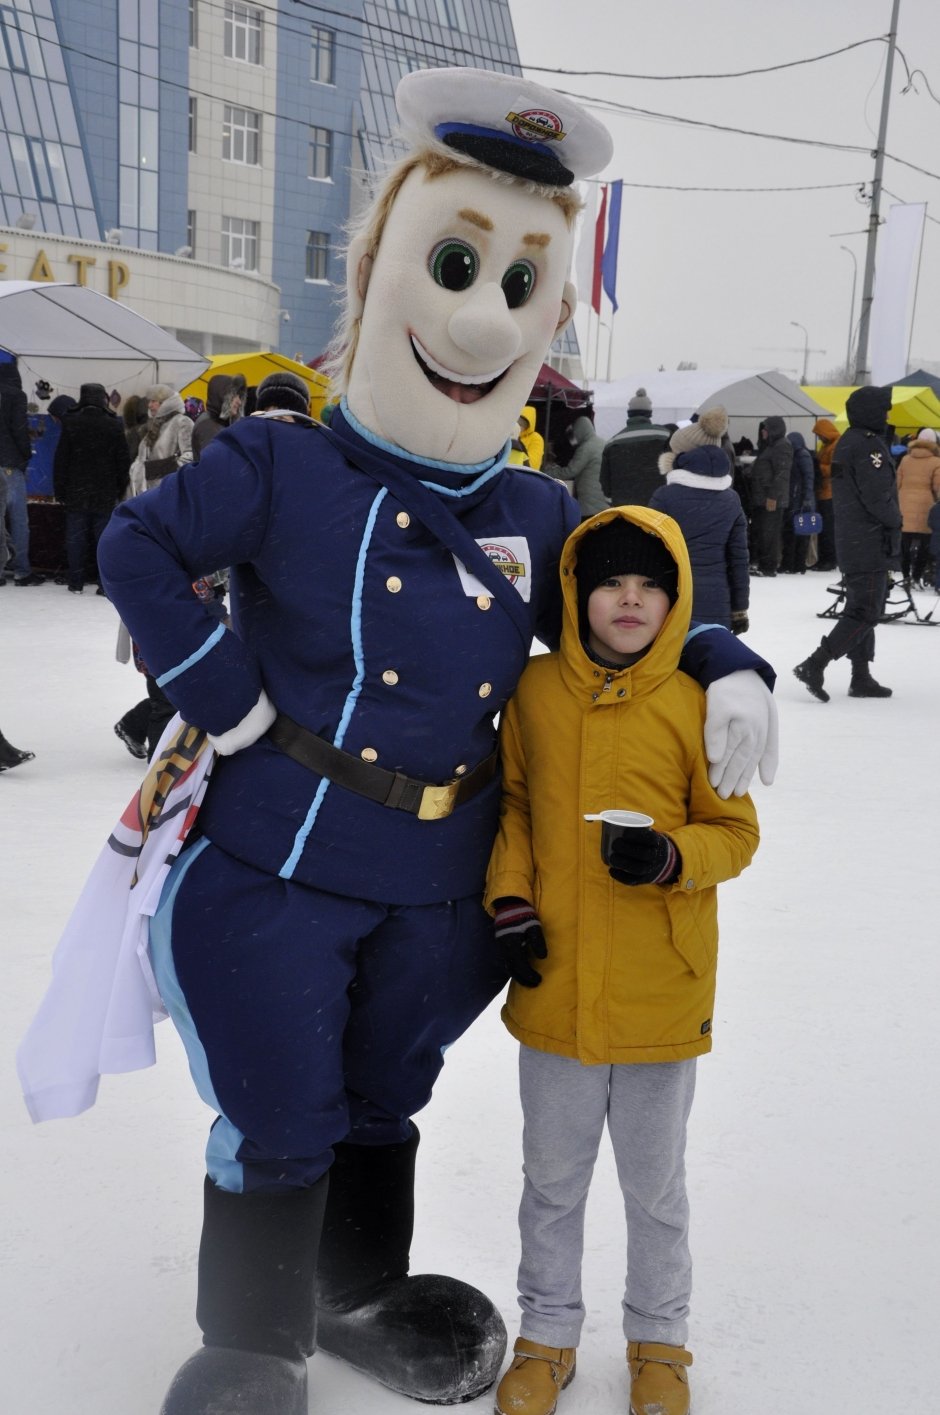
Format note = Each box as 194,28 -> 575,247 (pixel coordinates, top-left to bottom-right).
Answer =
817,577 -> 938,625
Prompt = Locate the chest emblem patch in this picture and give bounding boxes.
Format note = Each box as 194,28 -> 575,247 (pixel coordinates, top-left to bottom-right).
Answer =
453,536 -> 532,603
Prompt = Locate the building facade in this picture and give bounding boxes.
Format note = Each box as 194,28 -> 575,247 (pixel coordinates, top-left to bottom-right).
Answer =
0,0 -> 589,378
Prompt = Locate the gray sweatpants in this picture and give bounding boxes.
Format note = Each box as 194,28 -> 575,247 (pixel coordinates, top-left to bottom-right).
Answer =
516,1045 -> 697,1348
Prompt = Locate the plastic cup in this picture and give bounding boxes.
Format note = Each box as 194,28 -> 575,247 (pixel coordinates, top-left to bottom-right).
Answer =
584,809 -> 654,865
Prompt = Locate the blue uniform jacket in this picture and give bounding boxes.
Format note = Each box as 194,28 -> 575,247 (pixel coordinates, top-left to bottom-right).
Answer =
98,404 -> 772,905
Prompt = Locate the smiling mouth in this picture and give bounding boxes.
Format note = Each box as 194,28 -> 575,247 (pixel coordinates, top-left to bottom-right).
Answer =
411,336 -> 511,405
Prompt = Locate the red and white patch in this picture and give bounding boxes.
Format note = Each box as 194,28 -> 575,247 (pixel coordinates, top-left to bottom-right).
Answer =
506,108 -> 566,145
453,536 -> 531,602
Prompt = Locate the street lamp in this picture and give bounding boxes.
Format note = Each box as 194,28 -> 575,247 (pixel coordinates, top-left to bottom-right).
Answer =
790,321 -> 810,383
839,245 -> 858,381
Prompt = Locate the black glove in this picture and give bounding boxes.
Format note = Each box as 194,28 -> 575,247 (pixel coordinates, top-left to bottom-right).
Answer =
492,897 -> 547,987
731,609 -> 749,636
608,828 -> 681,887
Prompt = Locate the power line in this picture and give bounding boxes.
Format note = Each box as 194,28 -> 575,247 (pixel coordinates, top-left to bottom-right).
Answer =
588,179 -> 866,194
519,36 -> 889,83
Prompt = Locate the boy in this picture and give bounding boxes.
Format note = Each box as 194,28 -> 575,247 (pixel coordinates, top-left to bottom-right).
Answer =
487,507 -> 760,1415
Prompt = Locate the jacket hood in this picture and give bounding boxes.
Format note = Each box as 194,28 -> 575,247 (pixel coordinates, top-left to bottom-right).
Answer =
122,394 -> 148,427
569,414 -> 597,446
558,505 -> 692,703
48,394 -> 77,419
813,417 -> 840,444
672,445 -> 732,480
845,384 -> 892,433
152,391 -> 185,420
786,431 -> 807,451
205,373 -> 247,420
519,405 -> 536,433
760,416 -> 786,442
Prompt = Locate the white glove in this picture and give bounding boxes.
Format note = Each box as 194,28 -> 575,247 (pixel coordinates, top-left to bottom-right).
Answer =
207,689 -> 276,756
704,670 -> 779,798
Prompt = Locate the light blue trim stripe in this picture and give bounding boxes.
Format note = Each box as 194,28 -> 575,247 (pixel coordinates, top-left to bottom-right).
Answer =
684,622 -> 729,645
419,451 -> 509,498
156,622 -> 227,687
149,837 -> 247,1193
341,397 -> 506,476
278,487 -> 388,879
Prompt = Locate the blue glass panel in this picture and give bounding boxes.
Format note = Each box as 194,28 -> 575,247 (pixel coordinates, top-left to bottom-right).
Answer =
62,147 -> 91,206
46,140 -> 71,203
49,82 -> 78,143
139,167 -> 157,228
77,208 -> 99,239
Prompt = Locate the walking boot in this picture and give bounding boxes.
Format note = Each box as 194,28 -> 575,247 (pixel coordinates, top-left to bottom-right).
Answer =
0,732 -> 35,771
627,1342 -> 692,1415
316,1123 -> 507,1404
494,1338 -> 576,1415
793,647 -> 830,702
161,1174 -> 328,1415
848,663 -> 892,698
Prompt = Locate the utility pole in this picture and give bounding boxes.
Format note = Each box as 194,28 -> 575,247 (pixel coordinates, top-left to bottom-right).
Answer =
854,0 -> 902,382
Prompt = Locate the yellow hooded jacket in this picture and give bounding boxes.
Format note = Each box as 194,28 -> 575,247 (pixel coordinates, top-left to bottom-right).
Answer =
485,506 -> 759,1065
518,405 -> 544,470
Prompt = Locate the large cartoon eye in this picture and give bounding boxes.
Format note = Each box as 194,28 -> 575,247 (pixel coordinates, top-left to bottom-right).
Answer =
429,239 -> 478,292
501,259 -> 536,309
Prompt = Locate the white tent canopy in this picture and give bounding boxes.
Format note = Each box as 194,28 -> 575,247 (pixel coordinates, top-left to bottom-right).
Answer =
591,369 -> 835,444
0,281 -> 208,397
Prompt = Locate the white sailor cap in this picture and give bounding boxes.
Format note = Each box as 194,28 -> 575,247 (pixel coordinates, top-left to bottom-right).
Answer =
396,67 -> 613,188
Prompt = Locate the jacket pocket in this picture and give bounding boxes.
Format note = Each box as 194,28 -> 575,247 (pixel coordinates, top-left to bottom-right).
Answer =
663,890 -> 716,979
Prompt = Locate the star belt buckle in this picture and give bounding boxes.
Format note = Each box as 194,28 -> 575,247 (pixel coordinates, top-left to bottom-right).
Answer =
417,781 -> 459,821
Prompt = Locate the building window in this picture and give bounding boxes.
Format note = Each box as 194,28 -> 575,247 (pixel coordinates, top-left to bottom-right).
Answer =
305,230 -> 329,281
433,0 -> 468,27
310,26 -> 335,85
308,126 -> 333,181
224,2 -> 262,64
188,97 -> 197,154
189,0 -> 198,47
223,105 -> 261,165
222,215 -> 259,271
0,5 -> 29,73
187,209 -> 197,257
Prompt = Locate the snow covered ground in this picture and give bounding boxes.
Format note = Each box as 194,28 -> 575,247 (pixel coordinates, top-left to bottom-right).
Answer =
3,573 -> 938,1415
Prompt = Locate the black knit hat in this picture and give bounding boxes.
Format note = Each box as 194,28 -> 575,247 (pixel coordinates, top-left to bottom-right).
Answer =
576,519 -> 678,633
255,370 -> 310,418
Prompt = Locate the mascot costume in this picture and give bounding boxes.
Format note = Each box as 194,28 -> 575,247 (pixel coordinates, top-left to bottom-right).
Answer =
18,68 -> 777,1415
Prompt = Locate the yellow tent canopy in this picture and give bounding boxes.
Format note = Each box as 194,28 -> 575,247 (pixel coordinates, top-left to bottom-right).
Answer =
180,352 -> 331,420
802,384 -> 940,437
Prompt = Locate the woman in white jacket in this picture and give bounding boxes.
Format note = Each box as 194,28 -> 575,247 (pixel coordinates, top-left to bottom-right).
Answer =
129,385 -> 193,496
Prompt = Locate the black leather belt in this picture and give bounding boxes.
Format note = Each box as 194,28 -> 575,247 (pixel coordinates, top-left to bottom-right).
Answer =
267,712 -> 498,821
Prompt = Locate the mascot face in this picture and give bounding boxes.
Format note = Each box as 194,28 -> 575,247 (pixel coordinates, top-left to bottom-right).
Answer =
346,164 -> 576,465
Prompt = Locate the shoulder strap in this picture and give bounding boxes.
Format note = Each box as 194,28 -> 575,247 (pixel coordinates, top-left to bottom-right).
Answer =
314,423 -> 533,650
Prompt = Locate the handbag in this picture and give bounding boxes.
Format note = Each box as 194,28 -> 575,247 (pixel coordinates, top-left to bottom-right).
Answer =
792,511 -> 822,536
144,455 -> 181,483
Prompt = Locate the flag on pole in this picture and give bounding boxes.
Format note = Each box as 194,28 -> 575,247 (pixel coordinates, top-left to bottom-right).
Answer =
573,185 -> 598,307
870,202 -> 927,384
601,179 -> 622,314
591,184 -> 608,315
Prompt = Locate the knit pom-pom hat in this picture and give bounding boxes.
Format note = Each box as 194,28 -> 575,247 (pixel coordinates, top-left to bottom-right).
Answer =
628,386 -> 652,413
659,406 -> 728,476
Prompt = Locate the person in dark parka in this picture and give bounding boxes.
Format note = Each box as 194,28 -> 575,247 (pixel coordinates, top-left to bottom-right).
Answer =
649,407 -> 750,632
779,431 -> 817,574
53,383 -> 131,593
600,388 -> 672,507
191,373 -> 246,461
794,385 -> 900,701
747,416 -> 793,576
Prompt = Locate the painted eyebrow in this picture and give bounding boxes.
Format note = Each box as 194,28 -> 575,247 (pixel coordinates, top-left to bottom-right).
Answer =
456,208 -> 494,231
522,232 -> 552,248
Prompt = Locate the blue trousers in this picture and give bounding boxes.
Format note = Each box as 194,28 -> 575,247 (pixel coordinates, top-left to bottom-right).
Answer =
151,837 -> 507,1193
1,467 -> 30,577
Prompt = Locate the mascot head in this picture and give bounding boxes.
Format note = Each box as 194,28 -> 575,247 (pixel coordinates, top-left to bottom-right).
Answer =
332,68 -> 613,465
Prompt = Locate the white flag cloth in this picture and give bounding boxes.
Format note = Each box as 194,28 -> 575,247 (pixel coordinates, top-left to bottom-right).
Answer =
573,184 -> 598,307
871,202 -> 926,384
16,718 -> 214,1123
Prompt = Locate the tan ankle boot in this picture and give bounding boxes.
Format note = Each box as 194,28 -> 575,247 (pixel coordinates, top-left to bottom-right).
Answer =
494,1338 -> 576,1415
627,1341 -> 692,1415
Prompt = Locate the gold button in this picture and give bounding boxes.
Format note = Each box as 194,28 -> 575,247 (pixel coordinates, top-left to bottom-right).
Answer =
478,682 -> 492,698
386,576 -> 402,593
454,764 -> 468,776
396,512 -> 410,528
382,669 -> 399,686
476,595 -> 492,611
685,879 -> 694,890
361,747 -> 378,762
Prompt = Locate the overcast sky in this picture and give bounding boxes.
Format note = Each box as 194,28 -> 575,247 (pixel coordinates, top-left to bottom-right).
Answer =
507,0 -> 940,385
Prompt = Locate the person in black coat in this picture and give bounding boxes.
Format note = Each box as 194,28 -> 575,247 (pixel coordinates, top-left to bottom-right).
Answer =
0,357 -> 39,585
599,388 -> 672,507
779,430 -> 817,574
747,416 -> 793,576
53,383 -> 131,593
794,385 -> 901,701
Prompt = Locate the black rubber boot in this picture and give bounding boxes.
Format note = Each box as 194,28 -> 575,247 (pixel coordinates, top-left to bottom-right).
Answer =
0,732 -> 35,771
316,1124 -> 507,1404
848,661 -> 892,698
793,646 -> 831,703
161,1174 -> 328,1415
